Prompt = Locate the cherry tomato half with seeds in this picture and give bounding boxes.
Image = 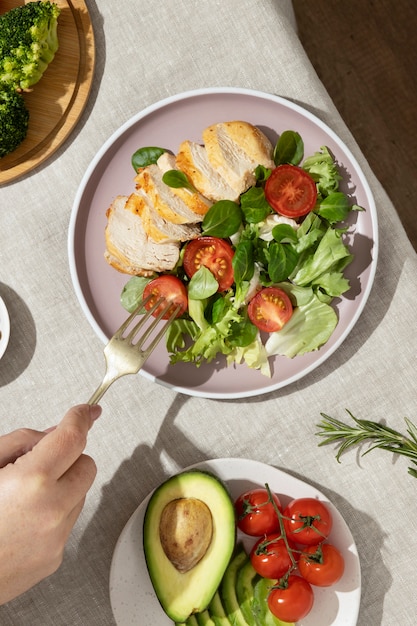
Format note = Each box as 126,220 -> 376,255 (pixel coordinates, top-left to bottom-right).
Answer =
283,497 -> 333,546
143,275 -> 188,319
250,533 -> 297,579
265,164 -> 317,218
267,575 -> 314,623
235,488 -> 282,536
183,236 -> 234,291
247,287 -> 293,333
298,542 -> 345,587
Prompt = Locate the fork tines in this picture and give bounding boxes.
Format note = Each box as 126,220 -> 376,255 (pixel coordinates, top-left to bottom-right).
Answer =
119,296 -> 179,351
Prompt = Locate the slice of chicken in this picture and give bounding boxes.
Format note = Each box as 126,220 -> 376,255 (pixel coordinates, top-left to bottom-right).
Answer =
176,140 -> 238,202
155,153 -> 212,218
104,195 -> 180,275
134,161 -> 210,226
202,121 -> 275,196
125,191 -> 201,244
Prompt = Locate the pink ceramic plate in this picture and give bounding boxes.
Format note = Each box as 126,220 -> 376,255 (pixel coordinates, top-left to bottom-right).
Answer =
68,88 -> 378,399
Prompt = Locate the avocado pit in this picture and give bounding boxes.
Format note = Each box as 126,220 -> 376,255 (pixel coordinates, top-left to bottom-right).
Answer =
159,497 -> 213,573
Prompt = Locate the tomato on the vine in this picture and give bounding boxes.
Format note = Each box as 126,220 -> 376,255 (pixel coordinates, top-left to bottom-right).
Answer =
283,497 -> 333,545
183,236 -> 235,291
235,488 -> 281,536
267,575 -> 314,622
247,287 -> 293,333
143,275 -> 188,319
265,164 -> 317,218
250,533 -> 296,579
299,542 -> 345,587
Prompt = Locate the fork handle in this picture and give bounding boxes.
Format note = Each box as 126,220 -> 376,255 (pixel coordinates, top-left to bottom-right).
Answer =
88,375 -> 118,405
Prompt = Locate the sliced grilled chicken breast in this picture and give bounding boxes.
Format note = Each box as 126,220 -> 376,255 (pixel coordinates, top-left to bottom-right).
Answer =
202,121 -> 275,195
104,195 -> 180,275
135,159 -> 211,225
156,153 -> 212,217
176,140 -> 238,202
125,191 -> 200,244
104,122 -> 275,279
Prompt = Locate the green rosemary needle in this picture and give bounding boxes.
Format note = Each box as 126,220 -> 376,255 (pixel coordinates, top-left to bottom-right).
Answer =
316,410 -> 417,478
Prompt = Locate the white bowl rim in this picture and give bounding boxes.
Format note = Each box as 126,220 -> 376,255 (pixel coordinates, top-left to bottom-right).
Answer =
0,296 -> 11,361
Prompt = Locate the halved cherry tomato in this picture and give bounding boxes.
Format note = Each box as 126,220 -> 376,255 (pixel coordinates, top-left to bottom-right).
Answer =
247,287 -> 293,332
298,542 -> 345,587
283,498 -> 333,546
235,488 -> 282,536
267,575 -> 314,623
265,164 -> 317,218
143,275 -> 187,319
250,533 -> 296,579
183,236 -> 234,291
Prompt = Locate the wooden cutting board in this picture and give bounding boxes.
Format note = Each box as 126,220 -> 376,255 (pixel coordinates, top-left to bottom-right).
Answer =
0,0 -> 95,184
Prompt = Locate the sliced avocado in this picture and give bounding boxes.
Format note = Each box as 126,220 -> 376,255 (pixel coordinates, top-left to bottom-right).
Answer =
235,557 -> 259,626
143,469 -> 236,623
252,577 -> 294,626
220,548 -> 251,626
195,608 -> 216,626
208,590 -> 231,626
175,617 -> 199,626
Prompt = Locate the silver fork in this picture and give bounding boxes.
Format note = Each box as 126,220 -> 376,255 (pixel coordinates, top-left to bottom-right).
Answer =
88,295 -> 179,405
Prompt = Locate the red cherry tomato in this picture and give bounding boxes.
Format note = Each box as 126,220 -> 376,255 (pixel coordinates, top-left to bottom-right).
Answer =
267,575 -> 314,622
250,533 -> 296,579
143,275 -> 187,319
247,287 -> 293,332
235,488 -> 282,536
298,542 -> 345,587
283,498 -> 333,546
265,164 -> 317,218
183,236 -> 234,291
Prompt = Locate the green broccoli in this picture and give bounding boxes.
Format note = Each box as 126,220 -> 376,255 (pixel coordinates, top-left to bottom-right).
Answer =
0,1 -> 60,92
0,86 -> 29,157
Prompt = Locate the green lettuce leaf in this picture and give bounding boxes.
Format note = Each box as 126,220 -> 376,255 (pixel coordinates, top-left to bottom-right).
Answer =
227,334 -> 271,377
302,145 -> 342,197
292,227 -> 352,297
265,292 -> 338,358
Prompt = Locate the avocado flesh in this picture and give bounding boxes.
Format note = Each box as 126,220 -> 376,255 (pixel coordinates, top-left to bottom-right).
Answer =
235,558 -> 259,625
252,577 -> 293,626
220,550 -> 250,626
143,469 -> 236,623
178,546 -> 294,626
208,591 -> 231,626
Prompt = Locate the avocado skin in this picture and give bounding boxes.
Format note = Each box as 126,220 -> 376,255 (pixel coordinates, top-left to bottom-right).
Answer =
143,469 -> 236,623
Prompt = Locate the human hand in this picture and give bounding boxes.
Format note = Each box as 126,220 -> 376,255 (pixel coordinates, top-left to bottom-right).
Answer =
0,404 -> 101,605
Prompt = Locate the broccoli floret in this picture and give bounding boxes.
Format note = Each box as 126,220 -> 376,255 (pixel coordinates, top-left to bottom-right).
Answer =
0,87 -> 29,157
0,1 -> 60,92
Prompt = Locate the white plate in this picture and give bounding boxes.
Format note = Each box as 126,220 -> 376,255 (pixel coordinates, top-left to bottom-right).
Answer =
109,458 -> 361,626
68,87 -> 378,399
0,297 -> 10,361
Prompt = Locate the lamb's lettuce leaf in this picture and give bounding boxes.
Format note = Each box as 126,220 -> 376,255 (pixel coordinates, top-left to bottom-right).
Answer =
120,276 -> 151,311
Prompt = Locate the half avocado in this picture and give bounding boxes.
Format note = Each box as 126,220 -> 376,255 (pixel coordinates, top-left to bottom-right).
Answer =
143,469 -> 236,623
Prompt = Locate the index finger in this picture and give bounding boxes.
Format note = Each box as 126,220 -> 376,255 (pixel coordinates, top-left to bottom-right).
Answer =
27,404 -> 101,479
0,428 -> 46,467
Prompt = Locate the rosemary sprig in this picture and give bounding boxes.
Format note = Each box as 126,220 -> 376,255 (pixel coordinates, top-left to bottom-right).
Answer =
316,410 -> 417,478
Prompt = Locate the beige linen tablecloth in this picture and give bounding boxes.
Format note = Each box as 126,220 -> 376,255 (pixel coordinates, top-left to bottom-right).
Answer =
1,1 -> 416,624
